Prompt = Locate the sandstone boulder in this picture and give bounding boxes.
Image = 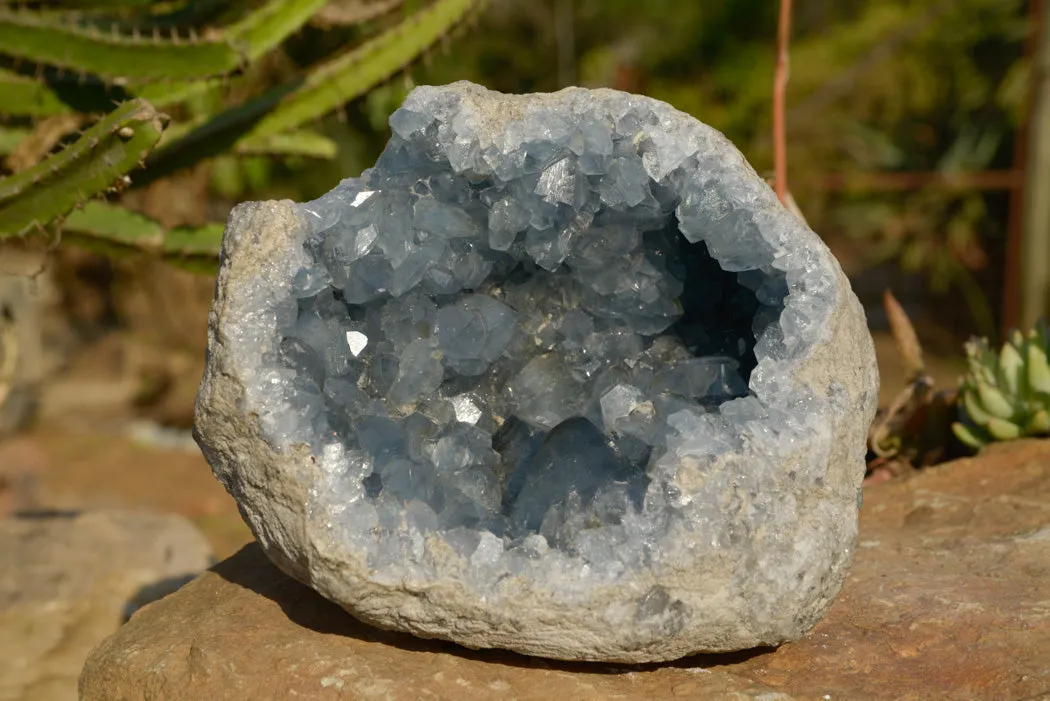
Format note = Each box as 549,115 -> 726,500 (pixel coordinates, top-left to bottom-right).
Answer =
79,440 -> 1050,700
0,509 -> 212,701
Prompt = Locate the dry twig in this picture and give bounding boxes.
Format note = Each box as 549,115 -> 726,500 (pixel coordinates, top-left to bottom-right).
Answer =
0,305 -> 17,411
866,290 -> 958,483
883,288 -> 925,380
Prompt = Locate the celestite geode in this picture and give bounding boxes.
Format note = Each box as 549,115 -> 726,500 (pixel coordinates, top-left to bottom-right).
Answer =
194,82 -> 879,662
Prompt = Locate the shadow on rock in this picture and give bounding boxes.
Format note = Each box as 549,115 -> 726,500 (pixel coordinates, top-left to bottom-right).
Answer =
214,542 -> 778,675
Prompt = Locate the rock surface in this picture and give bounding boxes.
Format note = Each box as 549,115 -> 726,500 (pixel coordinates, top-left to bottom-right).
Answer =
195,82 -> 878,662
79,543 -> 789,701
0,272 -> 50,435
725,438 -> 1050,699
0,509 -> 212,701
80,439 -> 1050,700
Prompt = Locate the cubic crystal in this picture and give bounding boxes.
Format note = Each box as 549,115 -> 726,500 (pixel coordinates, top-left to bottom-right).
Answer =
345,331 -> 368,357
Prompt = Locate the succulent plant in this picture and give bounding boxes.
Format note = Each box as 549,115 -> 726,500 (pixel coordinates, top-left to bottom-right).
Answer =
952,321 -> 1050,450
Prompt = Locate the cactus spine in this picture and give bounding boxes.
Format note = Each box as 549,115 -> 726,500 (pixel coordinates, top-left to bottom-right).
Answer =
246,0 -> 483,138
0,99 -> 165,238
0,9 -> 243,81
0,0 -> 486,259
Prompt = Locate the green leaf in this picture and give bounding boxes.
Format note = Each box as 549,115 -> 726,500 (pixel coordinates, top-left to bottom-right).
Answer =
62,200 -> 164,249
134,77 -> 226,109
226,0 -> 331,62
163,222 -> 223,273
0,8 -> 242,82
164,222 -> 224,257
1027,410 -> 1050,435
144,0 -> 482,179
235,129 -> 338,158
59,200 -> 222,268
986,416 -> 1022,442
996,342 -> 1025,398
0,68 -> 73,117
975,379 -> 1016,420
0,125 -> 30,155
952,421 -> 989,450
246,0 -> 483,138
961,388 -> 995,427
1027,341 -> 1050,395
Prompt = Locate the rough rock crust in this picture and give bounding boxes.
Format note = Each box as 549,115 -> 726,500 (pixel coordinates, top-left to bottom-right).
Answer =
194,82 -> 878,662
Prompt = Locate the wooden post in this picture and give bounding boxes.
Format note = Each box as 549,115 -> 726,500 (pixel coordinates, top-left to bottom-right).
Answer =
773,0 -> 792,206
1021,0 -> 1050,328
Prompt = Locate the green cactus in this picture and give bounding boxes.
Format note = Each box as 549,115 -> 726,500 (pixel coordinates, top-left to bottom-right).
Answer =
0,68 -> 75,118
226,0 -> 332,62
0,9 -> 243,82
0,126 -> 30,156
60,201 -> 223,272
0,99 -> 165,238
952,321 -> 1050,450
245,0 -> 483,138
146,0 -> 482,178
0,0 -> 331,82
0,0 -> 485,260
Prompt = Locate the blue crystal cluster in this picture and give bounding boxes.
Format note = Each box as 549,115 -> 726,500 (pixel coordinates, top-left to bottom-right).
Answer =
278,88 -> 791,550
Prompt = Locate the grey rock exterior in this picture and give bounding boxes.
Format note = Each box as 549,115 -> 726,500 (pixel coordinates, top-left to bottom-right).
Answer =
0,271 -> 53,435
194,82 -> 879,662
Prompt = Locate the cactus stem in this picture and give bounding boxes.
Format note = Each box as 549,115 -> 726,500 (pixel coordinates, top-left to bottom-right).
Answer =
0,8 -> 242,81
0,98 -> 166,238
1,0 -> 487,260
245,0 -> 482,139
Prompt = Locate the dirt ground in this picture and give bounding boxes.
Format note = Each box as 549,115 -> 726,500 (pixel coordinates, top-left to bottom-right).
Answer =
0,427 -> 250,559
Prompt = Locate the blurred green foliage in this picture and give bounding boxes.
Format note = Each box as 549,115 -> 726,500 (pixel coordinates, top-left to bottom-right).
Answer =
354,0 -> 1029,335
0,0 -> 483,268
0,0 -> 1028,336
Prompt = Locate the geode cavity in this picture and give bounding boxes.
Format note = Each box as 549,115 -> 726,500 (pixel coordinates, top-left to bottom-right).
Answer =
194,82 -> 878,663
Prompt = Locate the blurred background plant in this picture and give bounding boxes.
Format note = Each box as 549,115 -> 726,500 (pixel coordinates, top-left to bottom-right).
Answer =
0,0 -> 483,258
397,0 -> 1036,343
0,0 -> 483,432
952,320 -> 1050,450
